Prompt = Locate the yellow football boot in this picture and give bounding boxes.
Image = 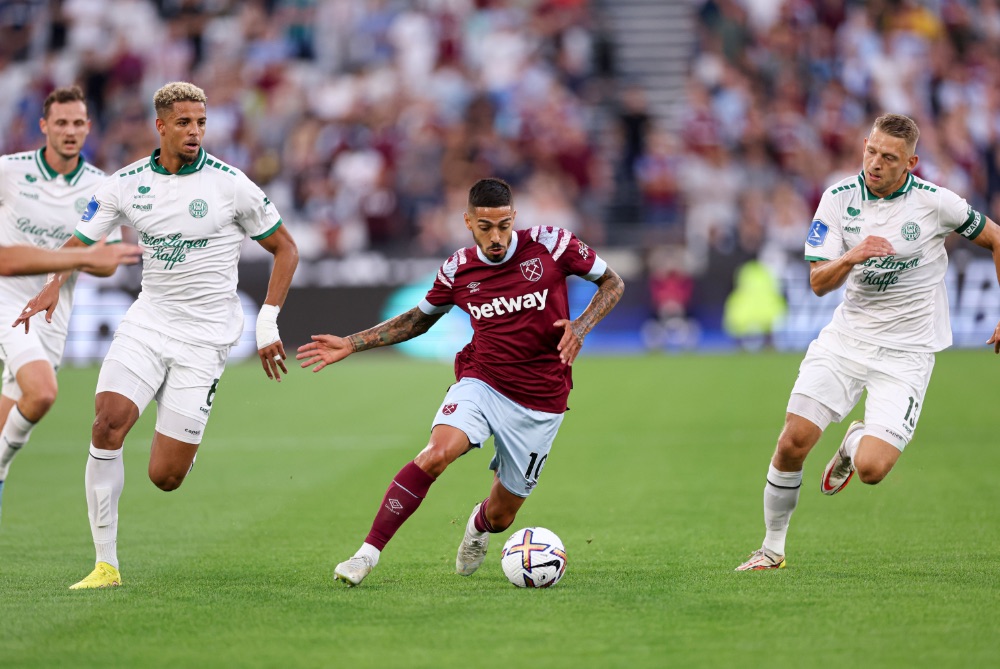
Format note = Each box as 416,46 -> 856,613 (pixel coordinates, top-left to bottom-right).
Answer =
69,561 -> 122,589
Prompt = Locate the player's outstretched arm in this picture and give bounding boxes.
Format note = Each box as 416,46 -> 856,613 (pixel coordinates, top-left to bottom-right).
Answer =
970,216 -> 1000,353
296,307 -> 444,373
809,235 -> 896,296
554,266 -> 625,366
0,238 -> 140,278
80,237 -> 143,276
11,236 -> 141,333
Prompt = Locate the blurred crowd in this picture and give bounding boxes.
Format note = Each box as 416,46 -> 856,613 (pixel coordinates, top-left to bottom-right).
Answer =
642,0 -> 1000,339
0,0 -> 606,260
2,0 -> 1000,338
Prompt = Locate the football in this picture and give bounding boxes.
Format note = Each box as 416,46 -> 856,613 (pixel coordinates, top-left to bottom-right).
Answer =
500,527 -> 567,588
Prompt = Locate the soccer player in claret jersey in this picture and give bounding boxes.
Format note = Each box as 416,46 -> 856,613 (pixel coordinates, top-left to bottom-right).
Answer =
736,114 -> 1000,571
297,177 -> 624,587
0,86 -> 139,524
15,82 -> 299,588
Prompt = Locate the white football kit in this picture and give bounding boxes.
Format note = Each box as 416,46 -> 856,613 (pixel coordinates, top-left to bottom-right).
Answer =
0,149 -> 117,399
790,171 -> 986,448
77,148 -> 283,442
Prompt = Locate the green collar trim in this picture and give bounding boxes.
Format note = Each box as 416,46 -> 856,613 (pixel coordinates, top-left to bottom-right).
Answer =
35,148 -> 88,185
858,171 -> 913,201
149,148 -> 207,175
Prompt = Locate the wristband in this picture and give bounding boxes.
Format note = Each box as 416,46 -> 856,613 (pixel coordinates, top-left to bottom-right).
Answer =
256,304 -> 281,349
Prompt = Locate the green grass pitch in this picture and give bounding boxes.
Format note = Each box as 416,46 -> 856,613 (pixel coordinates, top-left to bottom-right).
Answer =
0,351 -> 998,668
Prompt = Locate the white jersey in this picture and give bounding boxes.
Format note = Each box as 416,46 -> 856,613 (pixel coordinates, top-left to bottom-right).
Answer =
805,171 -> 986,352
76,148 -> 282,348
0,148 -> 115,339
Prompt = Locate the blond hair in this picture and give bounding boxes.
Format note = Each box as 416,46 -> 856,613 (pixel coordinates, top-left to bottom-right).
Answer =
872,113 -> 920,152
153,82 -> 207,117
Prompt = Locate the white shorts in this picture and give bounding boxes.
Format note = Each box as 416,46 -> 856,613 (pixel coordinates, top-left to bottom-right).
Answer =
788,327 -> 935,450
0,322 -> 66,401
96,328 -> 229,444
432,377 -> 565,498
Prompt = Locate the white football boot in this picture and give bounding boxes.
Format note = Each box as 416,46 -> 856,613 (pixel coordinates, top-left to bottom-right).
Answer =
455,502 -> 490,576
821,420 -> 863,495
334,555 -> 374,587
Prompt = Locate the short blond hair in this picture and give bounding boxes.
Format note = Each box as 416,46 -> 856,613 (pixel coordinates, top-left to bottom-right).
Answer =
153,82 -> 207,117
872,113 -> 920,152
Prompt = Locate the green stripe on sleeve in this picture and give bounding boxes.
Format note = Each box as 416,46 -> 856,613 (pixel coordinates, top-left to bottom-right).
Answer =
74,230 -> 98,245
804,256 -> 829,262
251,219 -> 282,241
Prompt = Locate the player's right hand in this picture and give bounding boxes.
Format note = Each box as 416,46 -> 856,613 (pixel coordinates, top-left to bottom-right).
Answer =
850,235 -> 896,264
296,334 -> 352,372
12,280 -> 61,333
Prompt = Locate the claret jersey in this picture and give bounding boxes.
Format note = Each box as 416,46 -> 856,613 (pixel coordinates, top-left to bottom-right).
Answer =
804,171 -> 986,352
420,226 -> 607,413
75,148 -> 282,348
0,148 -> 117,340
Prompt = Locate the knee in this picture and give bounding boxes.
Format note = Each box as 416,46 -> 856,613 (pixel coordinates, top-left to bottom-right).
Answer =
775,430 -> 813,464
21,387 -> 57,419
92,413 -> 130,448
149,468 -> 185,492
414,441 -> 459,478
855,461 -> 889,485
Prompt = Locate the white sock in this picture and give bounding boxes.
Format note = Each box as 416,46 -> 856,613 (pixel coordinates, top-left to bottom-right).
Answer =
85,444 -> 124,569
763,464 -> 802,556
0,406 -> 35,480
355,542 -> 381,567
844,426 -> 863,461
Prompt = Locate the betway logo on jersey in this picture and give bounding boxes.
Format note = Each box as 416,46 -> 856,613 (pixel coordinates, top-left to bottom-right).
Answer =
468,289 -> 548,320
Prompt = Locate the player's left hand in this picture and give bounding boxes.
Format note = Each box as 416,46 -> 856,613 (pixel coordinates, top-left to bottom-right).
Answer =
258,341 -> 288,382
988,320 -> 1000,354
554,319 -> 586,365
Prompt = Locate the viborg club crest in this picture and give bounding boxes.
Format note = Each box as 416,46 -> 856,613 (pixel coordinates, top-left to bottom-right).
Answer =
901,221 -> 920,241
520,258 -> 543,282
189,198 -> 208,218
442,403 -> 458,415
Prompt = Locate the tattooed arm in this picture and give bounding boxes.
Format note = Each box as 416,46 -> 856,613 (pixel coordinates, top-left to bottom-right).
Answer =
553,266 -> 625,366
296,307 -> 445,372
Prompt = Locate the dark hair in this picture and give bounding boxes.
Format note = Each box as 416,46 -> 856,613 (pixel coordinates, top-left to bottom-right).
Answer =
42,86 -> 87,119
872,113 -> 920,151
468,178 -> 513,208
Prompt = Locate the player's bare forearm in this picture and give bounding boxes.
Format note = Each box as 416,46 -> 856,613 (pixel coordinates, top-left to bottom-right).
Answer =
971,217 -> 1000,353
810,235 -> 895,296
348,307 -> 444,352
257,226 -> 299,308
574,267 -> 624,337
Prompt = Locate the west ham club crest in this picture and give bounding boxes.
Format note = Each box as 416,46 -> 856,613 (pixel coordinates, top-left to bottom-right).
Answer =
442,403 -> 458,415
520,258 -> 543,282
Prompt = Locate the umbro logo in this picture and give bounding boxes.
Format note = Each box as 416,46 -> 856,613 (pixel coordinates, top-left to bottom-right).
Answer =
467,282 -> 481,294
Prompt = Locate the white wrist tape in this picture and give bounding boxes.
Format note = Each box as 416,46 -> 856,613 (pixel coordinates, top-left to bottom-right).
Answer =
256,304 -> 281,349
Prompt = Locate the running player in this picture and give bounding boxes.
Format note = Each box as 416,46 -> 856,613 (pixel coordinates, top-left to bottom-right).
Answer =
15,82 -> 299,588
297,177 -> 624,587
0,86 -> 138,523
736,113 -> 1000,571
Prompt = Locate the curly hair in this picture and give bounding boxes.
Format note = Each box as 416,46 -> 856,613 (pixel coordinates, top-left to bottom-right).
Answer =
153,82 -> 207,118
